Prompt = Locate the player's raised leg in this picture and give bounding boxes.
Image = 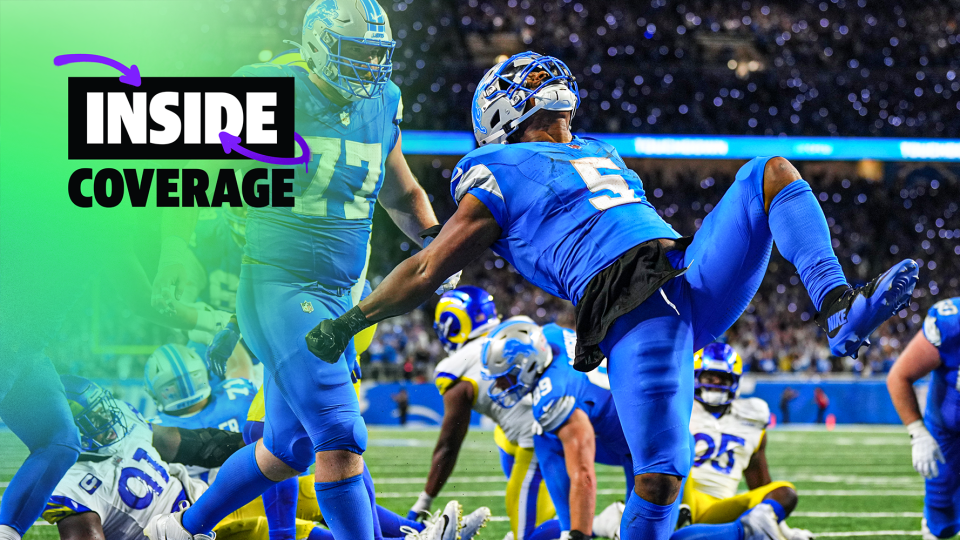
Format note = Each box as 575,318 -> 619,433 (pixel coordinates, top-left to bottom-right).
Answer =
683,156 -> 917,357
0,358 -> 81,540
600,287 -> 696,540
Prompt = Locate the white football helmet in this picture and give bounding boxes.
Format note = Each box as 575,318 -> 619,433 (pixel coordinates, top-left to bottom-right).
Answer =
481,320 -> 553,408
294,0 -> 396,101
144,343 -> 211,413
471,51 -> 580,146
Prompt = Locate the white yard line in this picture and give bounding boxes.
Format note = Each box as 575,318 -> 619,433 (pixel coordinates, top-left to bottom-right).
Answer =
815,532 -> 920,537
793,512 -> 923,518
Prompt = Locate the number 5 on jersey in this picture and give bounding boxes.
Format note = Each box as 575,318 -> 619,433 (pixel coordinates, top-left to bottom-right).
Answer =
571,157 -> 642,211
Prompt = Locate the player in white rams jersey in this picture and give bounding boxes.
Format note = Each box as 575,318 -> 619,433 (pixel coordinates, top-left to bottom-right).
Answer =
410,287 -> 546,540
42,376 -> 248,540
673,344 -> 812,540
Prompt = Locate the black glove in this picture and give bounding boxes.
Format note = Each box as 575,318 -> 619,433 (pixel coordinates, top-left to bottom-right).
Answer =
305,306 -> 372,364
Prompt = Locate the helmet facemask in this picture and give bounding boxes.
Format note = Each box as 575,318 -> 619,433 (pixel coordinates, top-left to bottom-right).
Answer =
472,52 -> 580,146
296,0 -> 396,102
480,321 -> 553,408
69,387 -> 130,451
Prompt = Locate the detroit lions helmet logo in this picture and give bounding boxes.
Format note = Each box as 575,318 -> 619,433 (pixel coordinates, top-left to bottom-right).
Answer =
502,339 -> 537,363
304,0 -> 339,31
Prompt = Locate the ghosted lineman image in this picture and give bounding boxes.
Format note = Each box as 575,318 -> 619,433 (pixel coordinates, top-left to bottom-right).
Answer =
0,2 -> 958,540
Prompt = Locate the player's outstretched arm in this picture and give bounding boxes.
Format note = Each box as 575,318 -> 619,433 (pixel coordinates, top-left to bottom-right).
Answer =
411,382 -> 475,519
556,409 -> 597,536
887,330 -> 942,426
887,330 -> 946,478
305,194 -> 500,363
379,131 -> 440,246
743,435 -> 773,489
56,511 -> 106,540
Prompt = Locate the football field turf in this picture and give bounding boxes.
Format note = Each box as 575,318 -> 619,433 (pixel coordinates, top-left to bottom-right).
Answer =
2,425 -> 926,539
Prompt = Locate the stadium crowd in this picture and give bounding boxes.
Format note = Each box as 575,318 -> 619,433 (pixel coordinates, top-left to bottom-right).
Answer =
363,161 -> 960,379
57,0 -> 960,381
386,0 -> 960,137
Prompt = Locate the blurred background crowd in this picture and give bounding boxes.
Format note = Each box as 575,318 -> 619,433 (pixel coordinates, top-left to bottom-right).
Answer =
53,0 -> 960,383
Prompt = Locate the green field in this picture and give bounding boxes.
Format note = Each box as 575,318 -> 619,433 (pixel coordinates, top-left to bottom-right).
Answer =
3,426 -> 926,539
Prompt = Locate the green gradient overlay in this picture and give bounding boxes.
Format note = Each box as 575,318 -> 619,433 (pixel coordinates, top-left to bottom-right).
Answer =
0,0 -> 276,371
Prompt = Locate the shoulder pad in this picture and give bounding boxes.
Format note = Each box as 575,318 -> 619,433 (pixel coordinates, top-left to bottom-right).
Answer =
732,398 -> 770,425
537,395 -> 576,433
433,342 -> 482,394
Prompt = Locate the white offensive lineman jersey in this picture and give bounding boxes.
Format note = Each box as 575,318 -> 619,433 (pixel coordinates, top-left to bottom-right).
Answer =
689,397 -> 770,499
434,338 -> 536,448
42,403 -> 208,540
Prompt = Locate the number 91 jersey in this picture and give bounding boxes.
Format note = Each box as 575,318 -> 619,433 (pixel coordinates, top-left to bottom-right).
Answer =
43,403 -> 207,540
688,398 -> 769,500
233,58 -> 402,288
451,136 -> 679,304
923,297 -> 960,432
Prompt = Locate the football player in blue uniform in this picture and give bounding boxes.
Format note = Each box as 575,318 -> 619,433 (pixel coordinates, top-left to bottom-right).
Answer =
146,2 -> 460,540
145,343 -> 257,483
0,362 -> 81,540
482,321 -> 790,540
888,297 -> 960,539
306,51 -> 919,540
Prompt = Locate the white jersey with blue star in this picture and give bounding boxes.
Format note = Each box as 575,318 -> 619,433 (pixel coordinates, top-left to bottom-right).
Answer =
42,404 -> 207,540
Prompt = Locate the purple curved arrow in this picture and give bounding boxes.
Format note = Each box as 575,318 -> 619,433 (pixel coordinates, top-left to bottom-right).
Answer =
54,54 -> 141,86
219,131 -> 312,172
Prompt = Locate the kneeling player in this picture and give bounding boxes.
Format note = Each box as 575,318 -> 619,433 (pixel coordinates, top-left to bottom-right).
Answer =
673,344 -> 812,540
887,297 -> 960,540
413,287 -> 553,540
482,321 -> 645,540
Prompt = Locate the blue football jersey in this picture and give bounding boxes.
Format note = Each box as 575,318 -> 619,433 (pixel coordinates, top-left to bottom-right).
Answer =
530,324 -> 628,460
191,209 -> 244,312
451,137 -> 679,303
924,298 -> 960,431
151,378 -> 256,433
232,57 -> 402,287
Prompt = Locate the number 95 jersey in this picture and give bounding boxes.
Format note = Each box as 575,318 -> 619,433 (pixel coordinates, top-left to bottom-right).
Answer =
233,58 -> 402,287
689,398 -> 770,500
923,297 -> 960,432
451,137 -> 679,304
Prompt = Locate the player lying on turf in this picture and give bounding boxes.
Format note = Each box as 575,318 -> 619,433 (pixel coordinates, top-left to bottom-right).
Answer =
146,343 -> 257,484
672,344 -> 813,540
42,376 -> 252,540
887,297 -> 960,540
412,286 -> 557,540
305,50 -> 919,540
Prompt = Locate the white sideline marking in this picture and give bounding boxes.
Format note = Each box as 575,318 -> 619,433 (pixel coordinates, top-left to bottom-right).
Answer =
372,473 -> 922,486
376,488 -> 925,498
793,512 -> 923,518
815,532 -> 920,537
800,490 -> 924,497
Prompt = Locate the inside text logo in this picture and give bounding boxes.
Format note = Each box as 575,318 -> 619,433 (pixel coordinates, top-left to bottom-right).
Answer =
68,77 -> 294,159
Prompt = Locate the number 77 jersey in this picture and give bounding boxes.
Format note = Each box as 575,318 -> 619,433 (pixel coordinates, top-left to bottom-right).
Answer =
451,136 -> 679,304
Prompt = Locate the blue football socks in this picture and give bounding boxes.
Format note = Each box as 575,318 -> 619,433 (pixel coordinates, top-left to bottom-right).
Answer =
621,494 -> 677,540
768,179 -> 848,311
182,443 -> 276,534
314,475 -> 375,540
